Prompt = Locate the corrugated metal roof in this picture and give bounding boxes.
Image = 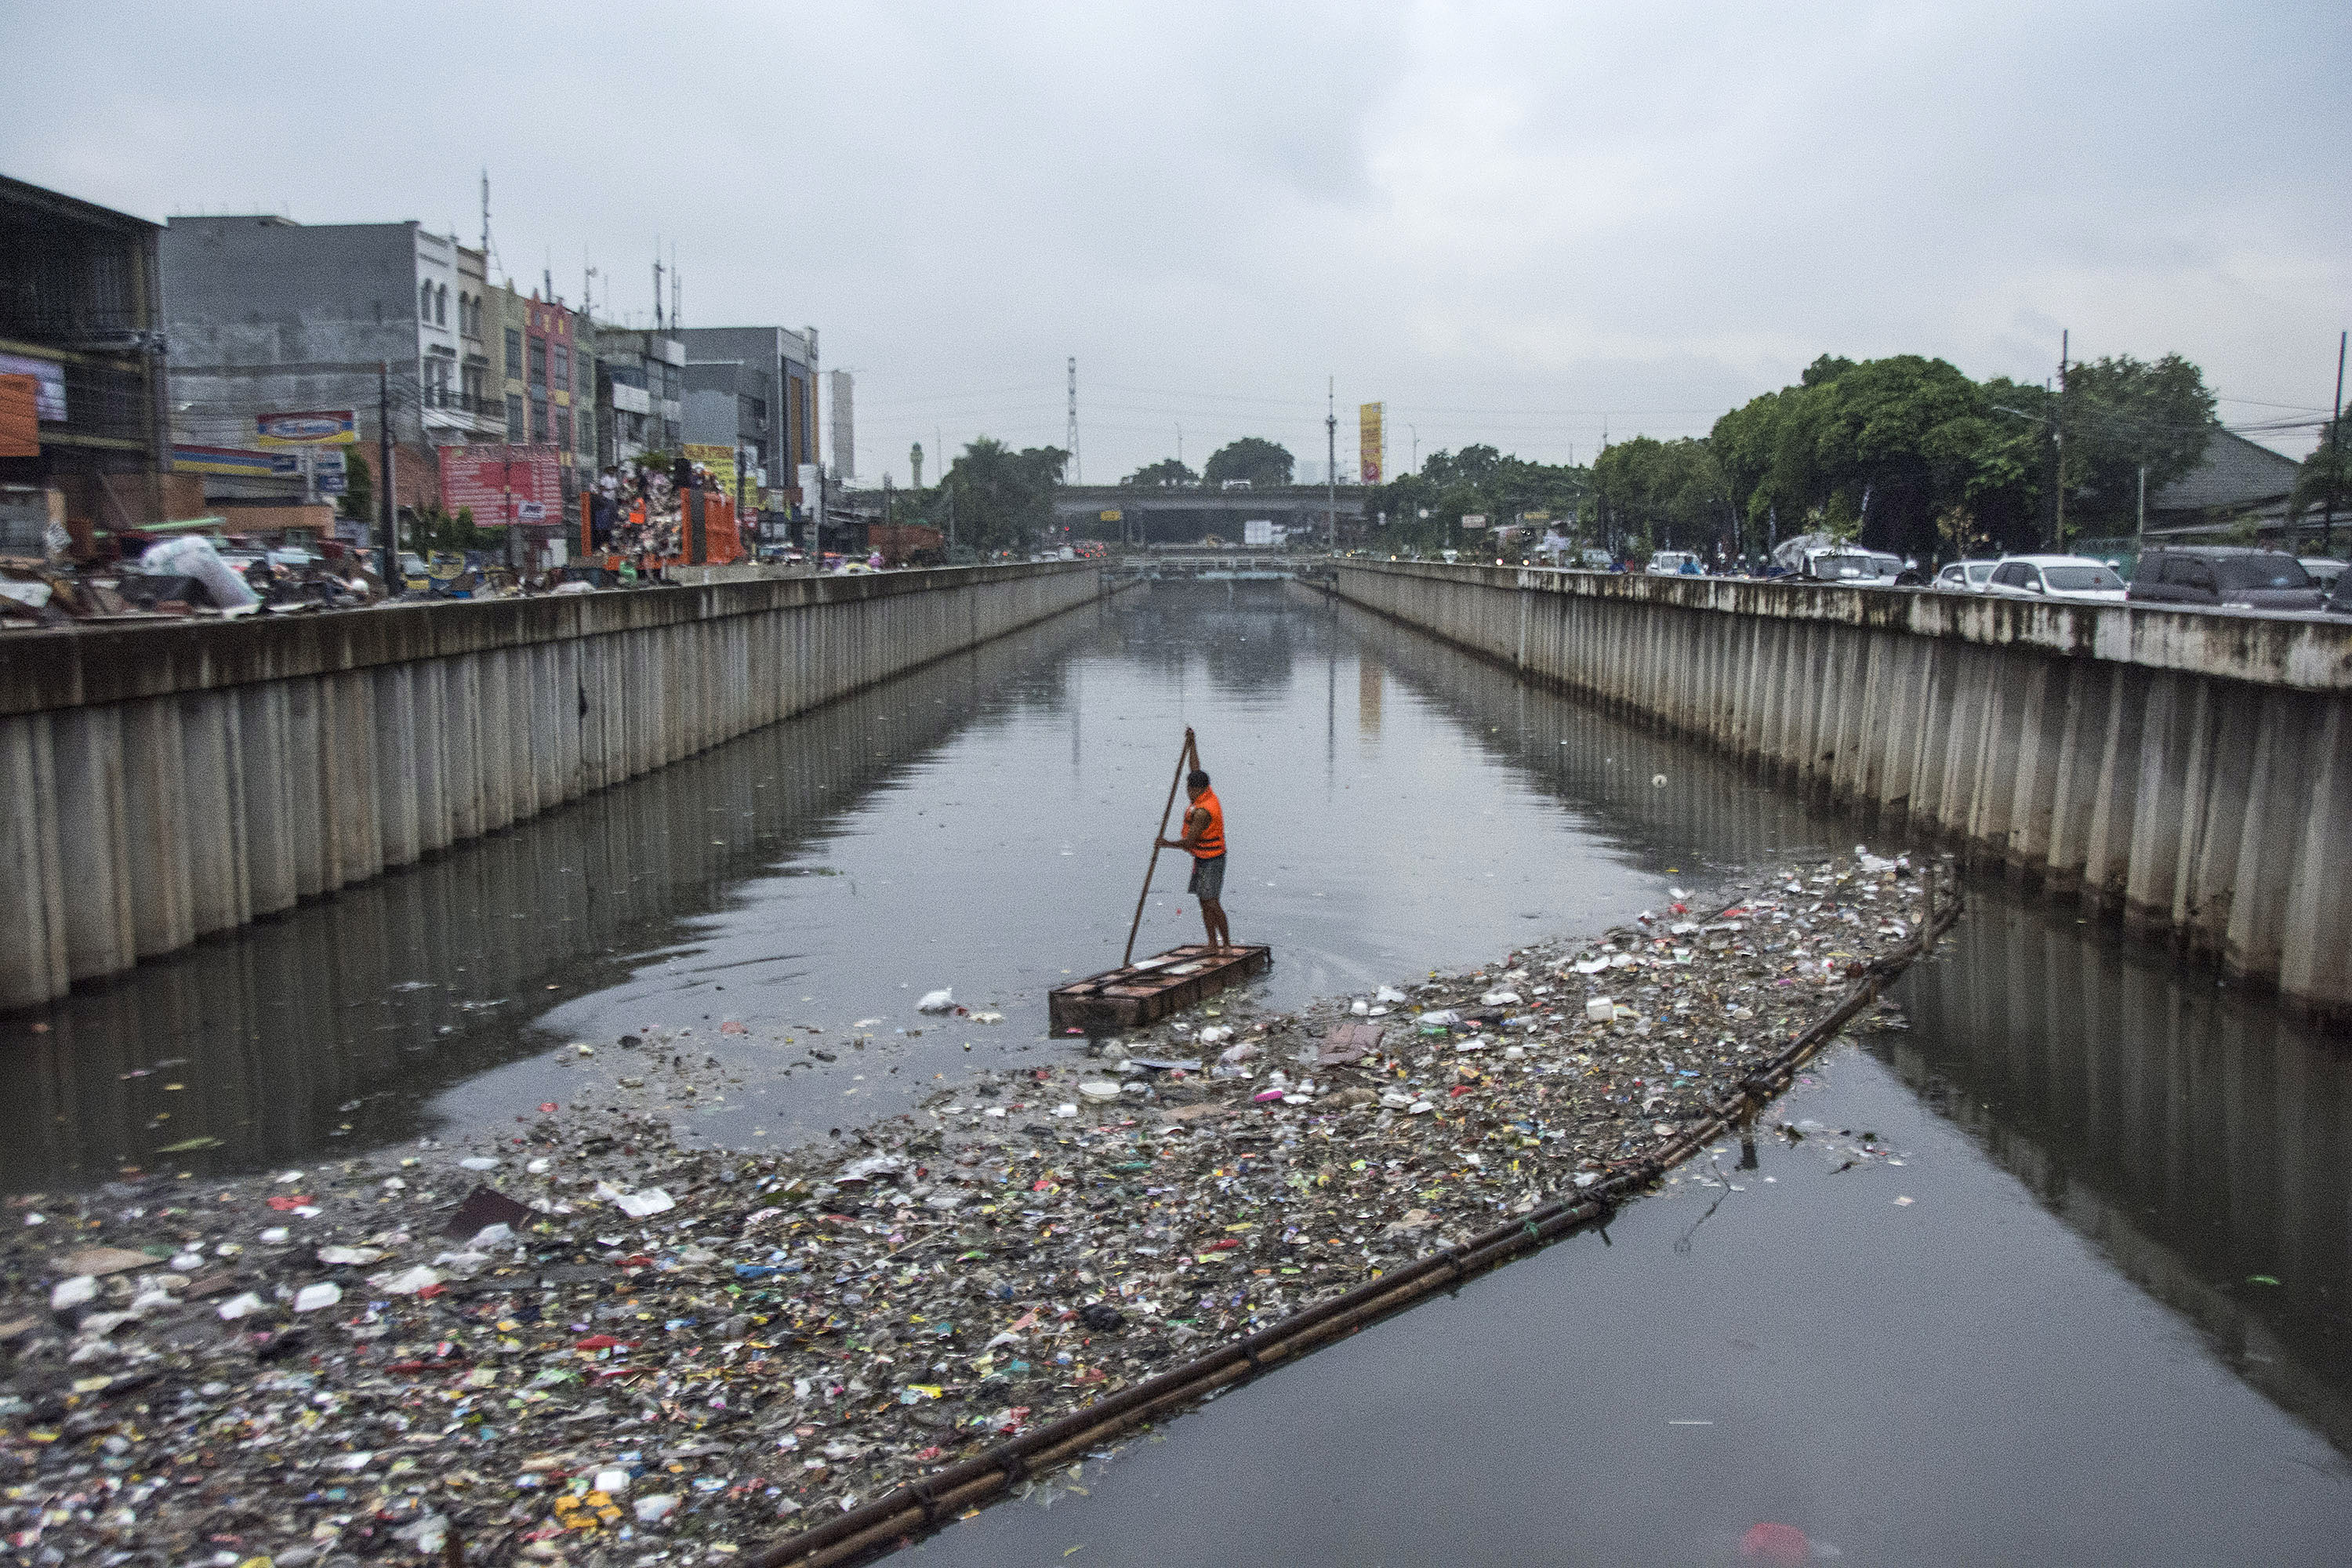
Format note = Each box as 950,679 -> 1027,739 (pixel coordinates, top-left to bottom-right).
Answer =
2151,429 -> 2301,514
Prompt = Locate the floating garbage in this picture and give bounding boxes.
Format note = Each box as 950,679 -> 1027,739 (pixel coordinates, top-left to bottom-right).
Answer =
0,850 -> 1931,1563
916,988 -> 956,1013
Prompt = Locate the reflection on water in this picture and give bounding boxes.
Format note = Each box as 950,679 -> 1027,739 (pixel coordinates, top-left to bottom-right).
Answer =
1886,883 -> 2352,1449
3,581 -> 2345,1481
0,605 -> 1102,1190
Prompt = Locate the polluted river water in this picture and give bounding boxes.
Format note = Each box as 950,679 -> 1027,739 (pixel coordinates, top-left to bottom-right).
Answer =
4,580 -> 2349,1562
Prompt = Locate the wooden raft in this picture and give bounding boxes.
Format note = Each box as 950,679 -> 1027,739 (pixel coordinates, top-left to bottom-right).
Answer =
1048,944 -> 1272,1033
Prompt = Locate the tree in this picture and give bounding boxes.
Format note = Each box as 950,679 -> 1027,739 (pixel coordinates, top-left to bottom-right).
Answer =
1122,457 -> 1197,488
2058,354 -> 2217,528
1364,447 -> 1592,554
341,449 -> 373,521
1202,437 -> 1293,488
938,437 -> 1067,554
1592,437 -> 1728,555
2289,416 -> 2349,525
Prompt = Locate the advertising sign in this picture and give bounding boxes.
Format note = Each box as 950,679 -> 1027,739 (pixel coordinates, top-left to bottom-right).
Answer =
172,445 -> 285,477
436,444 -> 562,526
0,376 -> 35,458
256,409 -> 358,446
1460,513 -> 1488,531
1099,509 -> 1123,523
0,354 -> 67,423
1359,401 -> 1385,485
683,442 -> 740,500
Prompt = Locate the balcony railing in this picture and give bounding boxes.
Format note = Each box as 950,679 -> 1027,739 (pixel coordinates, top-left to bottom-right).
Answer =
423,386 -> 506,419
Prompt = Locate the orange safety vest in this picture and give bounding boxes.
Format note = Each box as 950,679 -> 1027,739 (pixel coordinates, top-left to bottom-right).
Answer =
1189,789 -> 1225,859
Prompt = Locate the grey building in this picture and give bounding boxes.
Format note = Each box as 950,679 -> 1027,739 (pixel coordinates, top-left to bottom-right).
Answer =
593,326 -> 683,470
829,368 -> 854,481
676,326 -> 818,516
161,214 -> 486,519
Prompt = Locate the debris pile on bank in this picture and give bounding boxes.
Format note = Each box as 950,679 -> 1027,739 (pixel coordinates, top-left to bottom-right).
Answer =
0,852 -> 1930,1563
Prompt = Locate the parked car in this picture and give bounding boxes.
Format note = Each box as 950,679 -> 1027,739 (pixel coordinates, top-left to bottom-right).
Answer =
2124,546 -> 2324,612
1646,550 -> 1698,576
1982,555 -> 2128,603
1796,548 -> 1906,584
2299,556 -> 2346,591
1933,559 -> 1997,592
1579,548 -> 1612,571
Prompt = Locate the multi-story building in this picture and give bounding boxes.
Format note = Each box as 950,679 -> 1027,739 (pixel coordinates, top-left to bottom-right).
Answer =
1,175 -> 183,535
438,245 -> 504,447
592,325 -> 684,470
161,213 -> 469,525
480,280 -> 597,525
676,326 -> 818,518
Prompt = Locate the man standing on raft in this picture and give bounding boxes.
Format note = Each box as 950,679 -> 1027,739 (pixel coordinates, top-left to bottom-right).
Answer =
1157,768 -> 1231,951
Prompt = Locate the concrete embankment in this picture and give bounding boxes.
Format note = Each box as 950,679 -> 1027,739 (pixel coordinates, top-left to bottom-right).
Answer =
1320,561 -> 2352,1020
0,563 -> 1105,1007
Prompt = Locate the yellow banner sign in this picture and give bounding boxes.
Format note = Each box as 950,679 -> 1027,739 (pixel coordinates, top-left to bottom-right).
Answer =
1359,402 -> 1385,485
682,442 -> 742,499
1099,509 -> 1123,522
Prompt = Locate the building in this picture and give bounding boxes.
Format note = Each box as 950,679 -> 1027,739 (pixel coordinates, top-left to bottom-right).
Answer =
682,355 -> 772,514
2145,429 -> 2306,537
592,325 -> 684,469
829,368 -> 855,481
0,174 -> 188,539
161,213 -> 464,532
676,326 -> 818,519
442,245 -> 503,446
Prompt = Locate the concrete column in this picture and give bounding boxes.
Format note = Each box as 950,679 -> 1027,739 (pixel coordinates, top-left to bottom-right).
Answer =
180,689 -> 252,937
478,650 -> 514,830
373,665 -> 421,870
52,706 -> 136,981
413,661 -> 451,854
2278,702 -> 2352,1019
532,644 -> 562,813
2223,690 -> 2314,982
285,677 -> 330,899
234,686 -> 296,917
446,654 -> 484,841
506,647 -> 539,822
2122,670 -> 2197,933
2176,680 -> 2260,958
2003,659 -> 2068,873
0,714 -> 66,1007
122,695 -> 194,958
2039,662 -> 2100,891
1964,653 -> 2027,856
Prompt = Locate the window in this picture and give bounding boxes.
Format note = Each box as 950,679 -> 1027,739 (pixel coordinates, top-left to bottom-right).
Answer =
2044,564 -> 2124,591
506,393 -> 524,432
436,284 -> 449,326
419,280 -> 434,320
661,364 -> 681,400
504,327 -> 522,379
553,343 -> 570,392
557,408 -> 572,451
1993,562 -> 2030,587
532,400 -> 550,445
2216,557 -> 2311,590
528,337 -> 547,388
2175,561 -> 2217,593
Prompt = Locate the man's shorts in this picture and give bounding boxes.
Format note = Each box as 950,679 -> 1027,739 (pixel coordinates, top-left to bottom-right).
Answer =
1187,854 -> 1226,902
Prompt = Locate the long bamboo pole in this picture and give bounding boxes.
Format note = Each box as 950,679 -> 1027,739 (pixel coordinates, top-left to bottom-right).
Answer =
1122,727 -> 1198,966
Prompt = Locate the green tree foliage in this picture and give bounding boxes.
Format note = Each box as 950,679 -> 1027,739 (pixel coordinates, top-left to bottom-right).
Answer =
1201,437 -> 1294,489
2289,417 -> 2349,524
938,437 -> 1067,554
1121,457 -> 1197,488
1590,437 -> 1729,555
1365,446 -> 1590,554
340,449 -> 373,521
2056,354 -> 2217,528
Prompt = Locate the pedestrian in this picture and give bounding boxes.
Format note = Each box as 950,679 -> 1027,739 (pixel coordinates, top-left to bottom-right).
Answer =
1157,768 -> 1231,951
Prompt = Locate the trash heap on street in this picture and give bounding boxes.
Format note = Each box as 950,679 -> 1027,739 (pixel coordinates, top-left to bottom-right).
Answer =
0,851 -> 1930,1564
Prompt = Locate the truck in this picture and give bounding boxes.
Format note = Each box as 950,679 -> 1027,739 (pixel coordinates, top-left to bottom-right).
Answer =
1243,519 -> 1276,547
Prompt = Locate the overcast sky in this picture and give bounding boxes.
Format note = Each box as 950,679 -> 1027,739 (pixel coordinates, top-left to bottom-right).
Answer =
10,1 -> 2348,481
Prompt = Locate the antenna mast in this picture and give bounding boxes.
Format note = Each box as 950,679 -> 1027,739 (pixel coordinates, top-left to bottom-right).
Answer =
1065,357 -> 1080,483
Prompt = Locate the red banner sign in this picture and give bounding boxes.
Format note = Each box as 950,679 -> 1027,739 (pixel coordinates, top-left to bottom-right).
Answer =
437,445 -> 562,526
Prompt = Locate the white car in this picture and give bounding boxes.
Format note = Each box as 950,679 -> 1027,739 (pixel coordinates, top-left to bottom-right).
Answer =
2299,557 -> 2346,591
1984,554 -> 2127,603
1934,560 -> 1997,592
1646,550 -> 1698,575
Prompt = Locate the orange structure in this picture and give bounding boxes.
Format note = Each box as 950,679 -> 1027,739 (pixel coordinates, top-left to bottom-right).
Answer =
578,488 -> 746,572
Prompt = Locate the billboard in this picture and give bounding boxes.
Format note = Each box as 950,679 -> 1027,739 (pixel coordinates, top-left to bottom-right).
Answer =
0,355 -> 66,423
683,443 -> 741,502
1461,513 -> 1488,531
1359,401 -> 1385,485
173,445 -> 290,477
256,410 -> 358,447
437,445 -> 562,526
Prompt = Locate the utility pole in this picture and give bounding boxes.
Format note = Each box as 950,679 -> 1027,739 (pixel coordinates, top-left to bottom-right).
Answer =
1325,376 -> 1337,550
2136,465 -> 2147,558
2326,328 -> 2346,555
2053,329 -> 2068,550
1065,358 -> 1080,484
653,248 -> 664,332
1410,424 -> 1417,474
376,361 -> 396,586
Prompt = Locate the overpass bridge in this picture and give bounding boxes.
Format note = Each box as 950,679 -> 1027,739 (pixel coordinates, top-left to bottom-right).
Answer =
1054,484 -> 1367,545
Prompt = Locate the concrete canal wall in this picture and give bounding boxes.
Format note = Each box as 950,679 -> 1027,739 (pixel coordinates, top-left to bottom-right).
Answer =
1325,560 -> 2352,1019
0,562 -> 1103,1007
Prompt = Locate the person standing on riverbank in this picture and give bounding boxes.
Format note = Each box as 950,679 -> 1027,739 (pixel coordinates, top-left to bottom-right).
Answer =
1159,769 -> 1231,950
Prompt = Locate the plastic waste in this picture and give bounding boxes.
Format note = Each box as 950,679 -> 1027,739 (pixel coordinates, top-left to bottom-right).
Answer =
140,535 -> 260,609
917,988 -> 956,1012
